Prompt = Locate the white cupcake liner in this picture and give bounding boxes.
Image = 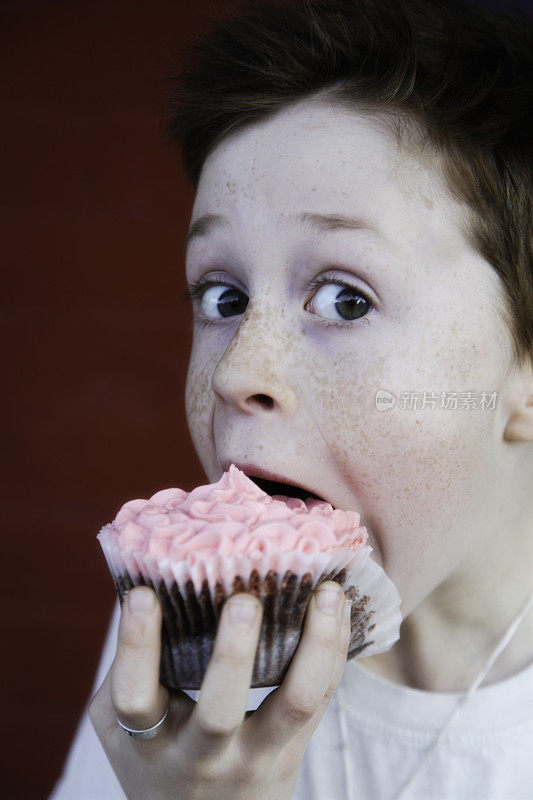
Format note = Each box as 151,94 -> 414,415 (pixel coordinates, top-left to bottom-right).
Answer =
98,525 -> 402,689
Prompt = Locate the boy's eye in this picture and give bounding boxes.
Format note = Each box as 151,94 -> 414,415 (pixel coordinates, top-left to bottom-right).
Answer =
187,275 -> 373,328
305,278 -> 372,323
197,281 -> 248,320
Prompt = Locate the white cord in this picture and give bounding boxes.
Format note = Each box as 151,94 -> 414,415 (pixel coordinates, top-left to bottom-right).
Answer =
337,681 -> 356,800
337,590 -> 533,800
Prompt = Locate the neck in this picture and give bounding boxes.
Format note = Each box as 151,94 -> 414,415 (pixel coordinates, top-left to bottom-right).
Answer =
363,519 -> 533,692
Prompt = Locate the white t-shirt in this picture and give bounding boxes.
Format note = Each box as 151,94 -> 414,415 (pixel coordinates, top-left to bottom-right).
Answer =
50,602 -> 533,800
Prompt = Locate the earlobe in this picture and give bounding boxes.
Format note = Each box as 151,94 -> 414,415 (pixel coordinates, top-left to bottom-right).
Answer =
503,373 -> 533,441
504,408 -> 533,441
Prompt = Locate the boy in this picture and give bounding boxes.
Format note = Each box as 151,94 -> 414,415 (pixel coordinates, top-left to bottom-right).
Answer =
53,0 -> 533,797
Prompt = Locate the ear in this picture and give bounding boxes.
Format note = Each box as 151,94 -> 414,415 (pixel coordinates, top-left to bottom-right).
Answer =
503,361 -> 533,442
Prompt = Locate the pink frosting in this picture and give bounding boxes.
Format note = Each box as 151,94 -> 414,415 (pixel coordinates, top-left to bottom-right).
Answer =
107,464 -> 367,562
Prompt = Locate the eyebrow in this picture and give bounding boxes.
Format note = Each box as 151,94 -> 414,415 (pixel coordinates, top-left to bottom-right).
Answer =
184,211 -> 382,254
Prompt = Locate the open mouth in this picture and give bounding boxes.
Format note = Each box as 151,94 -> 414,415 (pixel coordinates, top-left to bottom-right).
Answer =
247,475 -> 326,503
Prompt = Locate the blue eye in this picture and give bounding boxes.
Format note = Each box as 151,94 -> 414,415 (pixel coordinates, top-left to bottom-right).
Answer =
185,275 -> 373,329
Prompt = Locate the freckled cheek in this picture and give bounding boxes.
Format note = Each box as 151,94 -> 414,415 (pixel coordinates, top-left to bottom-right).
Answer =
398,303 -> 504,389
185,350 -> 216,443
305,334 -> 498,591
315,356 -> 489,506
309,354 -> 398,419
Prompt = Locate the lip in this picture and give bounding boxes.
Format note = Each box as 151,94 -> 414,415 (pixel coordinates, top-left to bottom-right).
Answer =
221,459 -> 330,504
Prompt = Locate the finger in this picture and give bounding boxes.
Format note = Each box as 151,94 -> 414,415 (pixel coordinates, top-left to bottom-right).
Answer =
310,595 -> 351,716
247,581 -> 346,752
110,586 -> 169,731
90,671 -> 195,751
259,596 -> 351,727
183,592 -> 263,758
247,597 -> 351,764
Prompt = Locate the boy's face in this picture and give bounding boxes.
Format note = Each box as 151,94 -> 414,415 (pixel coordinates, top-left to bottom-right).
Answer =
184,98 -> 517,615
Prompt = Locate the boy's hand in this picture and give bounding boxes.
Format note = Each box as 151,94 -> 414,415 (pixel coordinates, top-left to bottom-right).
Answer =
89,582 -> 351,800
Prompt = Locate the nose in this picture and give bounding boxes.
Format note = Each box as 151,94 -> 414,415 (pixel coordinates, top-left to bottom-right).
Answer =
211,306 -> 298,415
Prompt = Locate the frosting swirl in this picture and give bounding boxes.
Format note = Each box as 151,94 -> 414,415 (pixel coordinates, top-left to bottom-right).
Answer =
108,464 -> 367,562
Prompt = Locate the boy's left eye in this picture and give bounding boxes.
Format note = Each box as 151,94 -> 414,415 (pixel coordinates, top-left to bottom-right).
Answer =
186,275 -> 373,329
305,277 -> 372,325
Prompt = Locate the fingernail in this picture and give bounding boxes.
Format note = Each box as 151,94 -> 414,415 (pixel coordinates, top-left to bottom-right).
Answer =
316,585 -> 342,614
228,598 -> 259,625
128,587 -> 155,615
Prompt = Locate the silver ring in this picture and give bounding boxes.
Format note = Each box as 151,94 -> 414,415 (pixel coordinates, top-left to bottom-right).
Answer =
116,705 -> 169,741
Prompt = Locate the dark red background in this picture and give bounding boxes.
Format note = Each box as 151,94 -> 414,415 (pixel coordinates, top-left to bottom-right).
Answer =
1,1 -> 216,796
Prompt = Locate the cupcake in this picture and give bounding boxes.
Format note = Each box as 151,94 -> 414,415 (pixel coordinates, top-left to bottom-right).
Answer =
97,464 -> 402,690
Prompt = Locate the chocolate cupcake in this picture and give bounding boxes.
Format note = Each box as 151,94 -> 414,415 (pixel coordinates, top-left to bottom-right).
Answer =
97,464 -> 401,689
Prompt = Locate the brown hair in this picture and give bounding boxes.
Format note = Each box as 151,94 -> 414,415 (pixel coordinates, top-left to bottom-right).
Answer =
166,0 -> 533,367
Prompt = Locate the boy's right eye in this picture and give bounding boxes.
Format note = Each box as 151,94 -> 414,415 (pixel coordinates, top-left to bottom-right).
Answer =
188,277 -> 248,325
